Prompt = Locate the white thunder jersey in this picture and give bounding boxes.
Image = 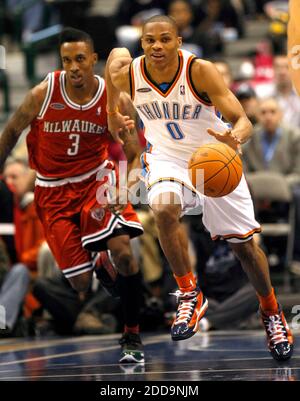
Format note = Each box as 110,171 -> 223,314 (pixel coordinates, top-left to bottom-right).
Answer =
130,49 -> 228,162
130,49 -> 261,243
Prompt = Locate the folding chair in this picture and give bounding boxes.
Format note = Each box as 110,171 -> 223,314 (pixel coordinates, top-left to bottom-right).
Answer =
246,171 -> 295,291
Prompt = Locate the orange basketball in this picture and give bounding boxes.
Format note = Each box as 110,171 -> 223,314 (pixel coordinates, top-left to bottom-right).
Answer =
188,143 -> 243,197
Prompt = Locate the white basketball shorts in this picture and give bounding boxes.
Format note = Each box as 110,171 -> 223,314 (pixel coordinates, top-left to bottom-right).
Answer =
141,149 -> 261,243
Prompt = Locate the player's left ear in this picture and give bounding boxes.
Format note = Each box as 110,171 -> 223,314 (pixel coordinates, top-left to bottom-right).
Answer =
177,36 -> 182,47
93,52 -> 98,65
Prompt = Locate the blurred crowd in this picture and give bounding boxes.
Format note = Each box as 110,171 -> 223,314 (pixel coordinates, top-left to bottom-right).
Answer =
1,0 -> 300,339
0,1 -> 287,53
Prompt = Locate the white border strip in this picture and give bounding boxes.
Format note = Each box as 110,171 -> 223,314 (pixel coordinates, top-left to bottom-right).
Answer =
37,72 -> 55,119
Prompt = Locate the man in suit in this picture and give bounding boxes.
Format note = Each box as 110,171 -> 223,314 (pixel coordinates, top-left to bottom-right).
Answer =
242,97 -> 300,188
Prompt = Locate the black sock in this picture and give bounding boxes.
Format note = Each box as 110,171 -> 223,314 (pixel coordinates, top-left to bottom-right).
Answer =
117,271 -> 143,330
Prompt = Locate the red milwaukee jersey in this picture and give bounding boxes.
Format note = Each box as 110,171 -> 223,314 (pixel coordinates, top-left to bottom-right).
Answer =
27,70 -> 110,178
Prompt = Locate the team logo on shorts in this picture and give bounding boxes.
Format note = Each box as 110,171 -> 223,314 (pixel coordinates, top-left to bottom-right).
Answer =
91,207 -> 105,221
180,85 -> 185,95
50,103 -> 66,110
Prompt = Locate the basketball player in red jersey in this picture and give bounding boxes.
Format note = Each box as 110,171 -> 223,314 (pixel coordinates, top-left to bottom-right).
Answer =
105,15 -> 293,361
0,28 -> 144,364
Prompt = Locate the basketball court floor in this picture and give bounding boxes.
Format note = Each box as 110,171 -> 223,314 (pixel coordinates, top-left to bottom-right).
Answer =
0,329 -> 299,381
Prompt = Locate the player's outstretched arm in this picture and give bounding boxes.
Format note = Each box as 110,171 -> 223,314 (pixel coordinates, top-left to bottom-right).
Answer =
0,82 -> 47,171
288,0 -> 300,96
191,59 -> 252,151
105,48 -> 134,144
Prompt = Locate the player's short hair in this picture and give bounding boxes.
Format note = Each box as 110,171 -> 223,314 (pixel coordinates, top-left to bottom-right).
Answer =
142,15 -> 179,36
59,27 -> 94,51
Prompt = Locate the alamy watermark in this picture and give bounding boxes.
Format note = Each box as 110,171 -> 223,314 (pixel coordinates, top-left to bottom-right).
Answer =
0,305 -> 6,330
92,161 -> 204,215
0,45 -> 6,70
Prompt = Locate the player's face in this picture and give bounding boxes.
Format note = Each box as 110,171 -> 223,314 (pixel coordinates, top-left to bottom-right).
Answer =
60,41 -> 97,88
141,22 -> 182,67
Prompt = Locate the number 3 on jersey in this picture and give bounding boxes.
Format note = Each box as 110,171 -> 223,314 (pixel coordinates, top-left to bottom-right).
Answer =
166,122 -> 185,140
67,133 -> 80,155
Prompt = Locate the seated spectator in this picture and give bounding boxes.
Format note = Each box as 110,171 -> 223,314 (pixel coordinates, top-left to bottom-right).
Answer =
214,60 -> 234,89
115,0 -> 169,56
251,40 -> 275,98
242,98 -> 300,188
192,0 -> 245,57
264,0 -> 288,54
6,0 -> 59,42
116,0 -> 169,26
3,158 -> 58,332
3,158 -> 47,276
243,96 -> 300,271
33,251 -> 166,336
32,268 -> 119,336
0,178 -> 16,264
168,0 -> 202,57
235,83 -> 259,125
0,238 -> 30,337
268,55 -> 300,129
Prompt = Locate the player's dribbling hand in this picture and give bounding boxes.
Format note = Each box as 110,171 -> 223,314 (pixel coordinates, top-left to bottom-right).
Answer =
207,128 -> 243,155
108,112 -> 135,145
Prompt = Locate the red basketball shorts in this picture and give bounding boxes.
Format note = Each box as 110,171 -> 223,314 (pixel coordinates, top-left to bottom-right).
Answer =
34,161 -> 143,279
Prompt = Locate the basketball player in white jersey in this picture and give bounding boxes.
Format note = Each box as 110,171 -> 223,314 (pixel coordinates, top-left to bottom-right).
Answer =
105,15 -> 293,361
288,0 -> 300,95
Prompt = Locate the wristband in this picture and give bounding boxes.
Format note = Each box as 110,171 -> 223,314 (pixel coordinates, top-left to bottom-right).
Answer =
106,106 -> 119,115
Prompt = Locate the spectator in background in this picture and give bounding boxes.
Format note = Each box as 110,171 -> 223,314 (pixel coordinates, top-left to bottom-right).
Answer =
251,40 -> 274,97
32,262 -> 120,336
192,0 -> 245,57
3,158 -> 47,276
168,0 -> 202,57
269,55 -> 300,129
6,0 -> 58,42
242,95 -> 300,272
0,236 -> 30,337
116,0 -> 169,26
242,98 -> 300,188
115,0 -> 169,56
3,158 -> 56,330
235,83 -> 259,125
0,178 -> 16,264
235,0 -> 269,17
214,60 -> 234,89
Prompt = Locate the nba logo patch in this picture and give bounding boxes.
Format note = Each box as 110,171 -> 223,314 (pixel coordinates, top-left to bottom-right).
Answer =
50,103 -> 65,110
91,207 -> 105,221
96,107 -> 101,116
180,85 -> 185,95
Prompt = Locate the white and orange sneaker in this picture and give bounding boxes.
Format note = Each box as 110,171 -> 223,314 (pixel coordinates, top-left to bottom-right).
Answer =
260,305 -> 294,361
170,288 -> 208,341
